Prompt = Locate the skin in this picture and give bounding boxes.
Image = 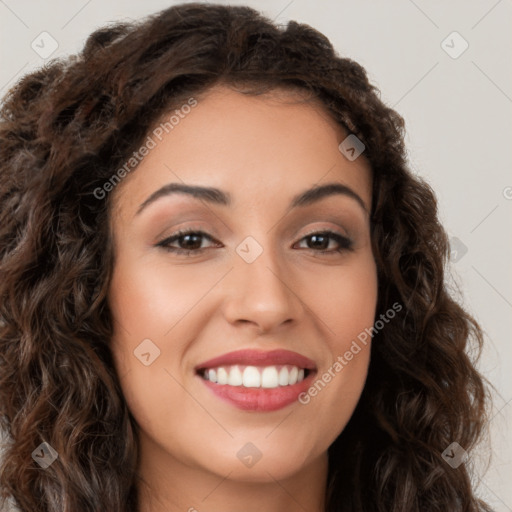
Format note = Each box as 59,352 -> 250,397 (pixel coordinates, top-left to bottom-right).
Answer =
108,85 -> 378,512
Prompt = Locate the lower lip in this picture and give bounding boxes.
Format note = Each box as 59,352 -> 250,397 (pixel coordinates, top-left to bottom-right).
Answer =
199,373 -> 315,411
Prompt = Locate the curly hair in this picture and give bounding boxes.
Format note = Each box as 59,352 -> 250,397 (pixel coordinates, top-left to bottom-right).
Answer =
0,3 -> 492,511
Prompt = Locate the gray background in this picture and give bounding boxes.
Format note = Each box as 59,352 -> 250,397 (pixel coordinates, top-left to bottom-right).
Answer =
1,0 -> 511,510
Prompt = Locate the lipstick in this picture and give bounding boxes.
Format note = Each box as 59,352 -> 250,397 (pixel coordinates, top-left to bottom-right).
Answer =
195,349 -> 317,411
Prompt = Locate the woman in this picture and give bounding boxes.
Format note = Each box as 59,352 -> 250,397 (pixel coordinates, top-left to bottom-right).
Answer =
0,3 -> 492,511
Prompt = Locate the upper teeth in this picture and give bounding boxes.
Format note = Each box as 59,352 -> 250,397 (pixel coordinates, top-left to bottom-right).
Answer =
202,365 -> 306,388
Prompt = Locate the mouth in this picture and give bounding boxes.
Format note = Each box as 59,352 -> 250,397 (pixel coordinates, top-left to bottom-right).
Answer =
194,349 -> 317,411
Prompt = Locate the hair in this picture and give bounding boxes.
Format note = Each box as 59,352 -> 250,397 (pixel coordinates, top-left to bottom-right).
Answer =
0,3 -> 492,511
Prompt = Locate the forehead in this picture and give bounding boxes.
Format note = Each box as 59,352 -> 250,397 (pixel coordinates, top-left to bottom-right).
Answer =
111,85 -> 372,218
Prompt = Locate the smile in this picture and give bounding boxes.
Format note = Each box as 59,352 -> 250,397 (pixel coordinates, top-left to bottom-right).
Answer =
195,349 -> 317,411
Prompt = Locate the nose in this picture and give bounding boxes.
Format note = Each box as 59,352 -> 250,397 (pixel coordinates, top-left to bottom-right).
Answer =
222,243 -> 304,334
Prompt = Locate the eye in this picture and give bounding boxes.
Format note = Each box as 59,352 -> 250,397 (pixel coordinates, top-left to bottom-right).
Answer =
294,231 -> 353,254
156,229 -> 221,255
155,229 -> 353,256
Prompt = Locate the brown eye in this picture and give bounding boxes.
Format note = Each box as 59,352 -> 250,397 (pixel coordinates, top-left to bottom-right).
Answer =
156,230 -> 221,255
295,231 -> 353,254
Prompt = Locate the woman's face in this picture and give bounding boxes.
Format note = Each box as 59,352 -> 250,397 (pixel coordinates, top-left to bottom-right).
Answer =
108,85 -> 377,486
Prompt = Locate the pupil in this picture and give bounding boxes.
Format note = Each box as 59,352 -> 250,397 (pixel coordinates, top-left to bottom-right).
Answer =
182,234 -> 201,249
310,234 -> 328,250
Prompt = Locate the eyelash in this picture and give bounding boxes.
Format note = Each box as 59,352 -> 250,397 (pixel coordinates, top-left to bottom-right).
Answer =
155,228 -> 353,256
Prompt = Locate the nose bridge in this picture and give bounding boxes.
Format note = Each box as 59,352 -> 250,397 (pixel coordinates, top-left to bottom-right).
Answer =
223,233 -> 303,332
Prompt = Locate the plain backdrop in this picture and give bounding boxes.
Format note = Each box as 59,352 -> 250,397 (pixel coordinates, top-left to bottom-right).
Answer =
1,1 -> 511,510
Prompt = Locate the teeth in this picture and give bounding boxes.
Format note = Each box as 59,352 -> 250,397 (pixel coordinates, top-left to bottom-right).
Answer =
228,366 -> 243,386
201,365 -> 307,388
289,366 -> 298,385
217,367 -> 228,385
243,366 -> 260,387
278,366 -> 289,386
261,366 -> 278,388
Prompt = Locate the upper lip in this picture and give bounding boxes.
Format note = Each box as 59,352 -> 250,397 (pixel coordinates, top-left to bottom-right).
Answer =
195,349 -> 317,371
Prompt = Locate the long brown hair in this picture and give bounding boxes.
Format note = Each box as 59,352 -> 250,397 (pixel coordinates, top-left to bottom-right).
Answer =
0,3 -> 492,511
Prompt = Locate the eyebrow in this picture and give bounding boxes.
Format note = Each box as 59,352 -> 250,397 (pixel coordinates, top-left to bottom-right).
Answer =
136,181 -> 368,216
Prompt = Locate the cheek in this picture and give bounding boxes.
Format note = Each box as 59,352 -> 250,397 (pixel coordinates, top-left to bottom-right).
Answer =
313,253 -> 378,345
107,254 -> 216,365
106,254 -> 220,434
297,254 -> 377,437
107,264 -> 194,458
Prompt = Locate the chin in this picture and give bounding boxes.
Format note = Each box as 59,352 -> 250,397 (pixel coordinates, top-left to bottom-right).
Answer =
192,437 -> 325,484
